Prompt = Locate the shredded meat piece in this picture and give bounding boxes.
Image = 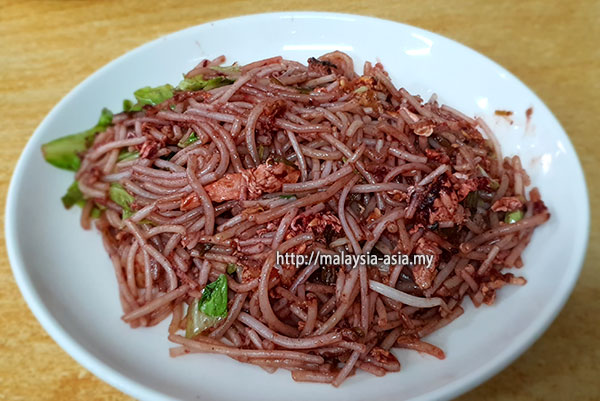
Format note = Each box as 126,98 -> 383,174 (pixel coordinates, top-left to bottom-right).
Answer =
429,189 -> 464,225
411,237 -> 441,290
413,121 -> 435,137
413,175 -> 460,226
244,162 -> 299,199
391,191 -> 410,202
367,346 -> 399,366
263,99 -> 287,119
257,99 -> 287,132
491,196 -> 523,212
314,51 -> 357,79
181,161 -> 300,210
425,148 -> 450,164
274,263 -> 298,287
400,106 -> 420,123
350,76 -> 382,111
307,57 -> 337,75
506,274 -> 527,286
238,258 -> 262,284
412,265 -> 436,290
340,328 -> 360,342
355,76 -> 376,88
369,165 -> 389,182
479,273 -> 526,305
255,222 -> 279,237
453,176 -> 487,201
366,208 -> 382,223
288,211 -> 342,242
139,139 -> 159,159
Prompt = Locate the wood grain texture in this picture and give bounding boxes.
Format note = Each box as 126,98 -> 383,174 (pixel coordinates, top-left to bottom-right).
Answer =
0,0 -> 598,400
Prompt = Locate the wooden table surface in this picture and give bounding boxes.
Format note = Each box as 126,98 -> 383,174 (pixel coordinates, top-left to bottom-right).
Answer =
1,1 -> 598,400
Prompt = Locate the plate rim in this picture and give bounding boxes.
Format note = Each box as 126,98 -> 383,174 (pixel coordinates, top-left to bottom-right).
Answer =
4,11 -> 590,401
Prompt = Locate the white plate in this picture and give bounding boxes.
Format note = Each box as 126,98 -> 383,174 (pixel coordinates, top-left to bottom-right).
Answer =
5,12 -> 589,401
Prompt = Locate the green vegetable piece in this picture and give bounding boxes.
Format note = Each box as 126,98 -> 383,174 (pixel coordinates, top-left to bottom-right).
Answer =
117,150 -> 139,162
279,194 -> 295,199
270,77 -> 284,86
61,181 -> 85,209
123,99 -> 143,112
197,243 -> 213,257
178,132 -> 199,148
226,263 -> 237,275
61,181 -> 104,219
354,86 -> 368,94
42,108 -> 113,171
125,83 -> 175,113
505,210 -> 524,224
109,183 -> 135,220
177,76 -> 234,92
204,77 -> 234,91
477,165 -> 499,190
90,206 -> 102,219
97,108 -> 113,127
185,298 -> 220,338
199,274 -> 229,318
210,63 -> 241,74
134,84 -> 174,107
477,165 -> 489,177
42,131 -> 89,171
90,203 -> 106,219
177,76 -> 206,91
122,208 -> 134,220
258,144 -> 265,161
464,191 -> 479,209
185,275 -> 229,338
272,157 -> 297,169
123,99 -> 133,112
109,183 -> 134,209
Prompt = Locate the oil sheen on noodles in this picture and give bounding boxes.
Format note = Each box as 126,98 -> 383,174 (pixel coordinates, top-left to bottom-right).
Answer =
44,52 -> 549,386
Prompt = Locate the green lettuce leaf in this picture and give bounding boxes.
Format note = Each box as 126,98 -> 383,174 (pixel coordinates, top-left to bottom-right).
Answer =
122,99 -> 139,112
185,298 -> 218,338
42,108 -> 113,171
117,150 -> 139,162
210,63 -> 241,74
90,206 -> 103,219
177,132 -> 198,148
185,274 -> 229,338
134,84 -> 174,107
477,165 -> 500,190
61,181 -> 85,209
109,183 -> 134,220
199,274 -> 228,318
124,84 -> 175,112
226,263 -> 237,274
177,76 -> 234,92
61,181 -> 104,219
